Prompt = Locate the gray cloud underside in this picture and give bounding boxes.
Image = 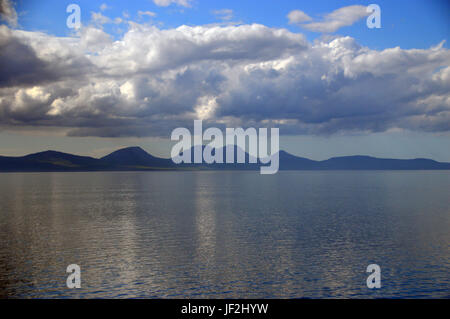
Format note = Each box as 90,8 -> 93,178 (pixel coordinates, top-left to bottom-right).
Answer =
0,23 -> 449,137
0,0 -> 17,27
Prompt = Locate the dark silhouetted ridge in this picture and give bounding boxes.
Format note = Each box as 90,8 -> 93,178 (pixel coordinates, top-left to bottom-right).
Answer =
0,147 -> 449,172
100,146 -> 173,168
0,150 -> 104,171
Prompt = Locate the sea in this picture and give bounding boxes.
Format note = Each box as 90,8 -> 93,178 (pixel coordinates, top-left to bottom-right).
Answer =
0,171 -> 449,298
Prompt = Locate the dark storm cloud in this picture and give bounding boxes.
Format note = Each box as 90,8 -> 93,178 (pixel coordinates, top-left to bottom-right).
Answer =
0,29 -> 58,87
0,26 -> 95,88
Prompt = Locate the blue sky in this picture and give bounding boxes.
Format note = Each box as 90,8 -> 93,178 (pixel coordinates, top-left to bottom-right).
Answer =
0,0 -> 449,161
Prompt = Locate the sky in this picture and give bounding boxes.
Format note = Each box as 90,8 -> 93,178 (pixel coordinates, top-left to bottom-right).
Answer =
0,0 -> 449,160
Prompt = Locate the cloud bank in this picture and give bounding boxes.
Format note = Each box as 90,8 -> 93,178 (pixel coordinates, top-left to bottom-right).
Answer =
0,20 -> 449,137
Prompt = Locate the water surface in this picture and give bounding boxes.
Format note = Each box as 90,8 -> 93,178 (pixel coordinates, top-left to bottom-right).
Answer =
0,171 -> 449,298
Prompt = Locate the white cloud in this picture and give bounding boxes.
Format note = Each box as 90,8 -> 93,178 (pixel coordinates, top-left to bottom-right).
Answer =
100,3 -> 109,11
289,5 -> 370,33
138,11 -> 157,18
114,17 -> 124,24
213,9 -> 234,21
80,26 -> 112,51
153,0 -> 192,7
91,12 -> 112,26
287,10 -> 312,24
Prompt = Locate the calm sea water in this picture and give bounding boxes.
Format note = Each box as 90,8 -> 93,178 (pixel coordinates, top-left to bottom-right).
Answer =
0,171 -> 449,299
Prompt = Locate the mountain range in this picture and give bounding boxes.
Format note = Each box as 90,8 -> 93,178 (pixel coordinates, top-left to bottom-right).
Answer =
0,146 -> 449,172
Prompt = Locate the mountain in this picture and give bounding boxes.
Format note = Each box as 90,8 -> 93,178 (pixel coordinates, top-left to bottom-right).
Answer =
317,155 -> 450,170
279,151 -> 318,170
1,147 -> 450,172
100,147 -> 173,168
0,150 -> 106,171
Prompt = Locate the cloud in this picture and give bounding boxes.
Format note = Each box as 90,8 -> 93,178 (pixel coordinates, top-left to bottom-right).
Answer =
0,0 -> 17,27
0,23 -> 448,138
79,26 -> 112,50
90,11 -> 125,27
287,10 -> 312,24
152,0 -> 192,7
138,11 -> 157,19
100,3 -> 110,11
91,12 -> 112,26
289,5 -> 370,33
213,9 -> 234,21
0,26 -> 93,87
